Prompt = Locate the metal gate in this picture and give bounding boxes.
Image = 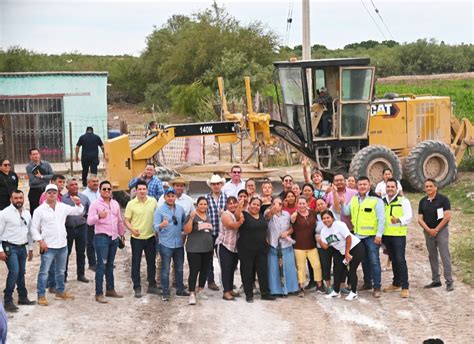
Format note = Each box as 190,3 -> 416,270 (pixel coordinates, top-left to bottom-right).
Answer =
0,97 -> 65,163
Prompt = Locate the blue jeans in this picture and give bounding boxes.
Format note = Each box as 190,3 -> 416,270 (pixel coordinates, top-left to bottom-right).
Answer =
383,236 -> 409,289
361,236 -> 382,289
37,246 -> 68,297
2,243 -> 28,303
94,234 -> 119,296
159,244 -> 184,296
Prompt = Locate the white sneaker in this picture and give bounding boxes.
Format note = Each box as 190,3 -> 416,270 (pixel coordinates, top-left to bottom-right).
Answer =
196,291 -> 208,300
188,293 -> 196,305
325,290 -> 341,299
345,291 -> 358,301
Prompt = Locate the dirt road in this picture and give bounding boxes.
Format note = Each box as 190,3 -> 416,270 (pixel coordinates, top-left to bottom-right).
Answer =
3,207 -> 473,343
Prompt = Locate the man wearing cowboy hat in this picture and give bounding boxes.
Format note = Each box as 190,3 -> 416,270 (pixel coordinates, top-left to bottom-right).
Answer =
205,174 -> 228,291
157,177 -> 194,217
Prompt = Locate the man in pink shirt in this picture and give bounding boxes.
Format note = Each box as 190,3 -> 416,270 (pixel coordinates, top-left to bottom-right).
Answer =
325,173 -> 357,231
87,180 -> 125,303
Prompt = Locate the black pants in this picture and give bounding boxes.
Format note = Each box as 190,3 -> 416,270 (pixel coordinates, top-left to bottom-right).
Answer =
238,248 -> 270,298
86,225 -> 96,268
318,247 -> 334,281
206,236 -> 217,283
65,224 -> 87,279
28,187 -> 43,216
187,251 -> 213,292
333,243 -> 366,293
131,237 -> 157,290
383,236 -> 409,289
81,156 -> 99,187
217,244 -> 238,293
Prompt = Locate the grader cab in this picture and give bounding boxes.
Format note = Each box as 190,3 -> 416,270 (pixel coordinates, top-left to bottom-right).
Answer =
271,58 -> 473,190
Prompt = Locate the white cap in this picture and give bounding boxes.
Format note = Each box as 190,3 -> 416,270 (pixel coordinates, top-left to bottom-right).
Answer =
45,184 -> 58,192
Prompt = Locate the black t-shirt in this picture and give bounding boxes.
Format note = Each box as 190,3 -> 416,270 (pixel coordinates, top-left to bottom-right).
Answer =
418,193 -> 451,229
237,211 -> 268,252
76,133 -> 103,158
0,171 -> 18,210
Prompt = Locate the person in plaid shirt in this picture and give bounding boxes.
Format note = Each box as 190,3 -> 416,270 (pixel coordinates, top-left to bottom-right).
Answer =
205,174 -> 228,291
128,163 -> 164,201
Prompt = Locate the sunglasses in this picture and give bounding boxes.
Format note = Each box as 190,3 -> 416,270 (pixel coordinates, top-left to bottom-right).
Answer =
2,163 -> 10,166
171,215 -> 178,226
101,188 -> 112,191
46,190 -> 57,194
20,216 -> 27,226
232,171 -> 241,174
284,179 -> 293,182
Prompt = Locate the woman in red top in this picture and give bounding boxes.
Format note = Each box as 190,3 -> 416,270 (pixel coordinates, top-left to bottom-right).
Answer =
302,183 -> 317,210
290,197 -> 323,296
282,191 -> 297,215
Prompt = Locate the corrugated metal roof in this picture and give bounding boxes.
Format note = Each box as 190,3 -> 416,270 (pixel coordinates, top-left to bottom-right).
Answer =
0,71 -> 108,77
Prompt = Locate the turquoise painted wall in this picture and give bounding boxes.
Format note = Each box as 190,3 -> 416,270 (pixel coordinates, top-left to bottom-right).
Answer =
0,73 -> 108,159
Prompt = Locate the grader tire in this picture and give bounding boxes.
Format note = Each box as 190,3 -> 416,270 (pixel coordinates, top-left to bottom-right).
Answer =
349,145 -> 402,186
112,191 -> 131,208
404,140 -> 457,191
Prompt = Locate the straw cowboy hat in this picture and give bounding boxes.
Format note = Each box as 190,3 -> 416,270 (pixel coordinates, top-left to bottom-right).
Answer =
206,174 -> 226,187
170,177 -> 188,185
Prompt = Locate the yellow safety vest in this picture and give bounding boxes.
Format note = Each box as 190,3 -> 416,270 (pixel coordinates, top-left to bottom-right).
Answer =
384,196 -> 408,236
350,195 -> 378,236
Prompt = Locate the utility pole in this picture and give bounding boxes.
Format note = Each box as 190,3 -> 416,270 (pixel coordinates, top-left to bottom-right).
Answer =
302,0 -> 312,102
302,0 -> 311,61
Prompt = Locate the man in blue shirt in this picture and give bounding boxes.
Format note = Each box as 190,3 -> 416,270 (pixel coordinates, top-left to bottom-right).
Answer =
154,188 -> 189,301
129,163 -> 164,201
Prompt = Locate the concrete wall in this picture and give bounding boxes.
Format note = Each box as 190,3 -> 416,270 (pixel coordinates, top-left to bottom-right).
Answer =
0,73 -> 108,158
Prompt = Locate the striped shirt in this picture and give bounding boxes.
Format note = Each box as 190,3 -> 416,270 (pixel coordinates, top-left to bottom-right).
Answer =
216,210 -> 238,252
206,192 -> 227,237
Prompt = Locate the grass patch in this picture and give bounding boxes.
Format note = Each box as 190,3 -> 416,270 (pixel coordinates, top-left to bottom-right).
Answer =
377,79 -> 474,123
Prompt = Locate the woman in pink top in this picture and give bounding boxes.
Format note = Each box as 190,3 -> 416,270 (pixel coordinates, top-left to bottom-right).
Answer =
87,181 -> 125,303
216,196 -> 244,301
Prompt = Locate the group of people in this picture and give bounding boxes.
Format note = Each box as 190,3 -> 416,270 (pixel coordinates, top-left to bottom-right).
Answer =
0,147 -> 455,311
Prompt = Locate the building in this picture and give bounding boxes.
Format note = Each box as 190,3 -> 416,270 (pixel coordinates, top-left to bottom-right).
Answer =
0,72 -> 108,163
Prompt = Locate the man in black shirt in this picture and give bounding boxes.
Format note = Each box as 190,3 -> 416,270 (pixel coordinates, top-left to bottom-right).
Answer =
418,178 -> 453,291
0,159 -> 18,210
75,127 -> 104,187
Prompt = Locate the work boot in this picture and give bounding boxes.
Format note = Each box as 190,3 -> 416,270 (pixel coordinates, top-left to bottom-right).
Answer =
105,290 -> 123,298
38,296 -> 48,306
95,295 -> 108,304
373,288 -> 381,298
77,275 -> 89,283
4,302 -> 19,312
400,289 -> 410,298
383,284 -> 401,293
55,291 -> 75,300
18,297 -> 36,305
208,282 -> 219,291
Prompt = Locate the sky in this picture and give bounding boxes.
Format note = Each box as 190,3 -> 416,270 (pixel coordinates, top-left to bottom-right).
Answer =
0,0 -> 472,56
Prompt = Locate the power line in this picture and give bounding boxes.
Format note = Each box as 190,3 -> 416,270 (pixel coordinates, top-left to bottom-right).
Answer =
285,0 -> 294,47
370,0 -> 395,39
360,0 -> 386,40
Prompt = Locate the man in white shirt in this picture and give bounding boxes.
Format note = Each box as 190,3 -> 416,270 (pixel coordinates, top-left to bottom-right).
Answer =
30,184 -> 84,306
80,174 -> 100,271
382,178 -> 413,298
157,177 -> 194,216
222,165 -> 245,198
0,190 -> 35,312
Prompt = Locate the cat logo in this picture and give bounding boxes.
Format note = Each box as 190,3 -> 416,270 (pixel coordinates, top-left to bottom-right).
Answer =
370,103 -> 400,117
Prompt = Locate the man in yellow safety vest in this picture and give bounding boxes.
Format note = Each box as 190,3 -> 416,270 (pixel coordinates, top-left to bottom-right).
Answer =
381,178 -> 412,298
344,176 -> 385,298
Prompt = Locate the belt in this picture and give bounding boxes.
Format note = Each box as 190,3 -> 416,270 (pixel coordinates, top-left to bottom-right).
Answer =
3,242 -> 27,247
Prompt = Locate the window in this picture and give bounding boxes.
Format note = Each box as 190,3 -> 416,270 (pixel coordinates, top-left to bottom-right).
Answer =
0,97 -> 64,163
341,69 -> 373,101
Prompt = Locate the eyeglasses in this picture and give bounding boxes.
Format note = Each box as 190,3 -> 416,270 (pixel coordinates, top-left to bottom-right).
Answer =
171,215 -> 178,226
101,188 -> 112,191
2,163 -> 10,166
